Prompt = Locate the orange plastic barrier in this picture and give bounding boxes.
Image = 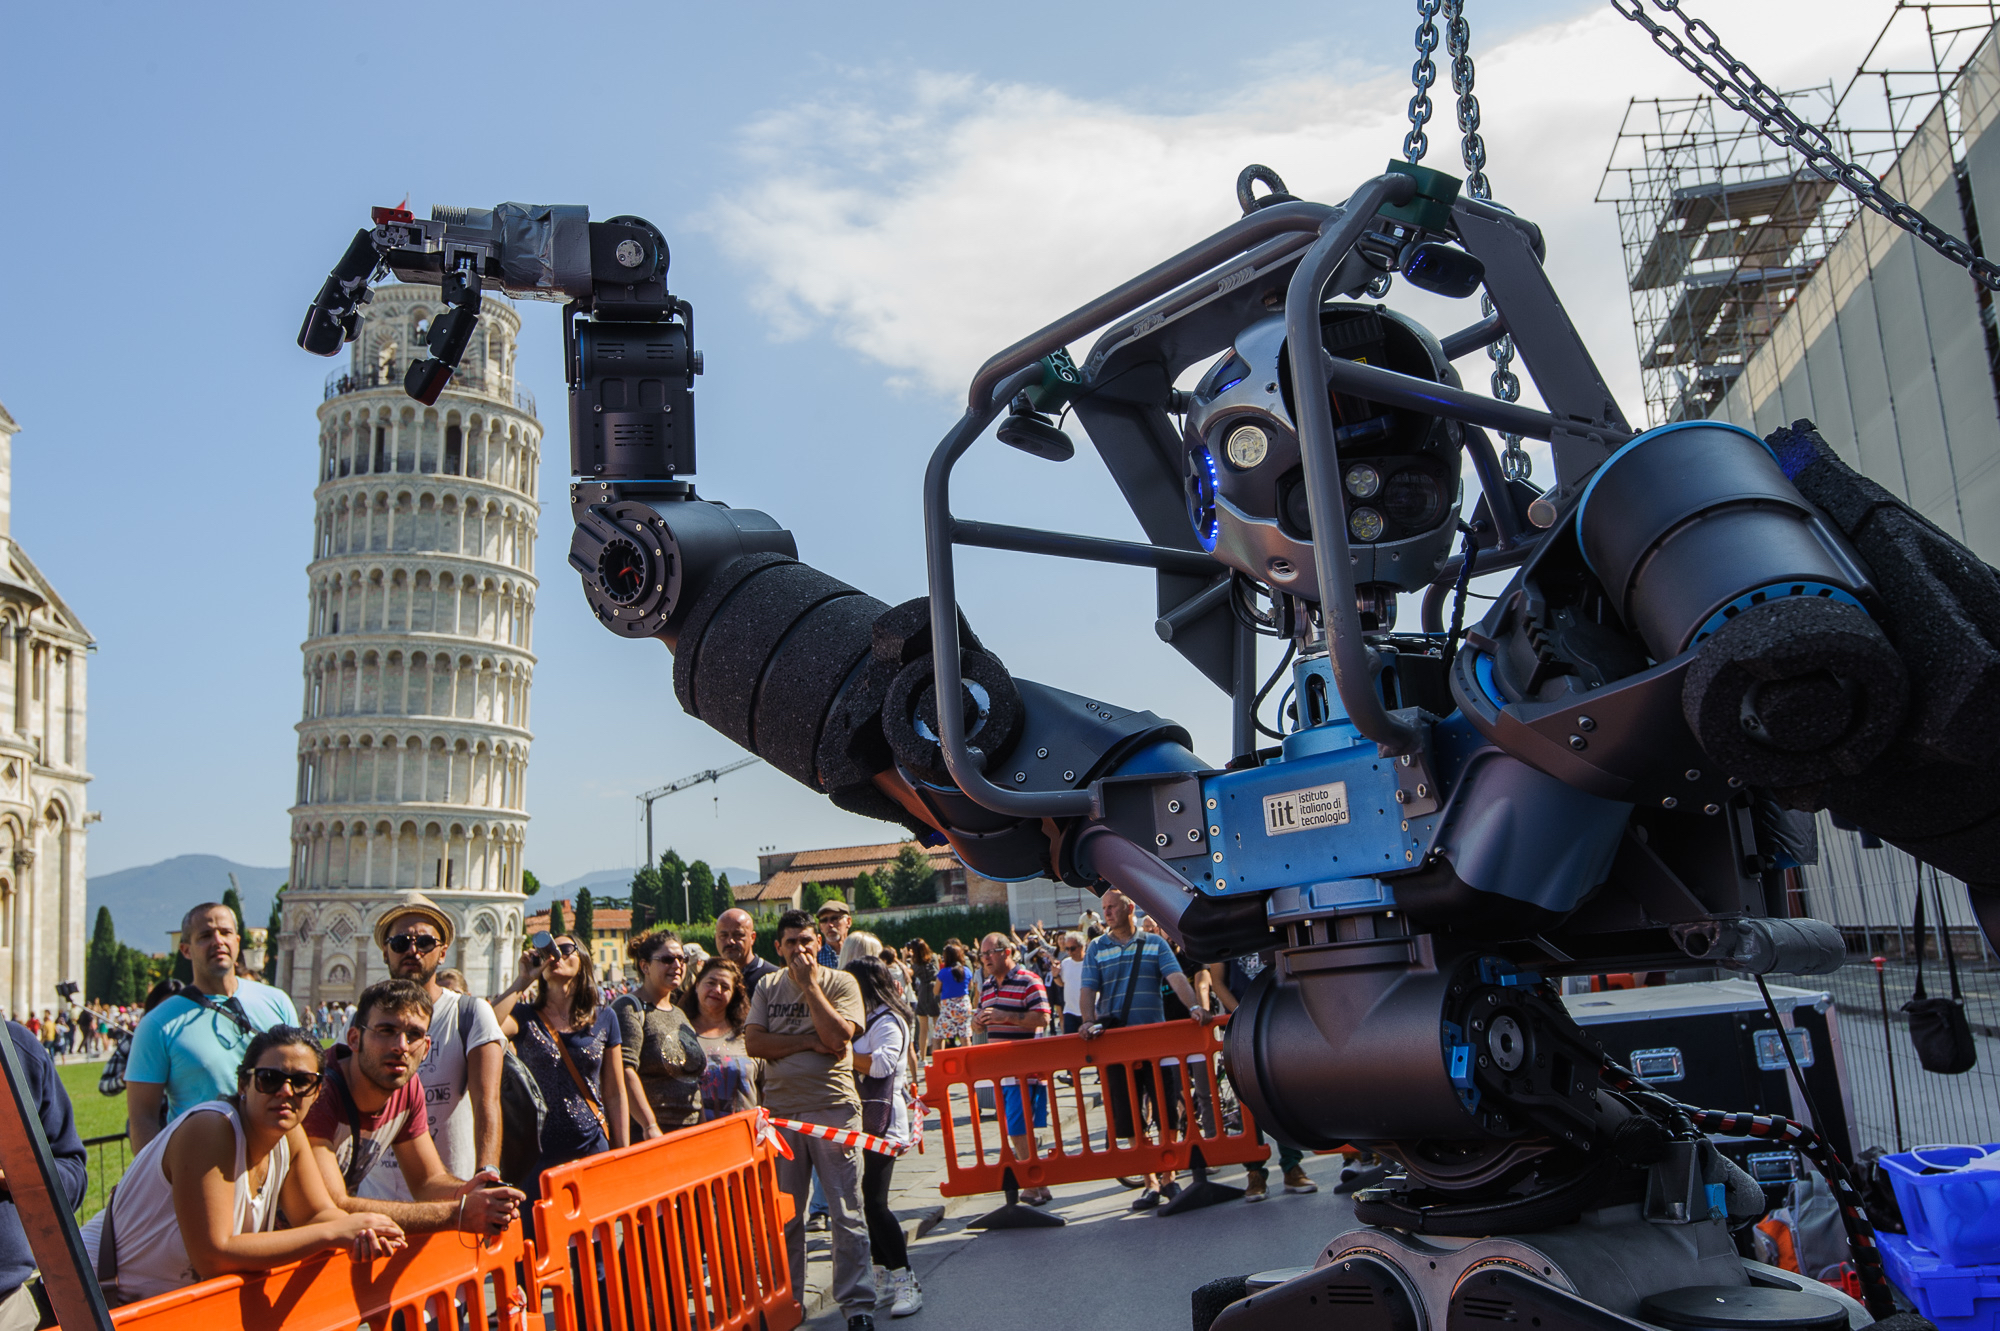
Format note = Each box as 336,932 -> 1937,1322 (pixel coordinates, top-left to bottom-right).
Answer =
920,1016 -> 1269,1198
529,1110 -> 800,1331
104,1225 -> 529,1331
90,1108 -> 797,1331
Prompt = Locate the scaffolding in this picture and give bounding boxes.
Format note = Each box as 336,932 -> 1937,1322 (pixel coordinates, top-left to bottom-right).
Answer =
1597,2 -> 2000,427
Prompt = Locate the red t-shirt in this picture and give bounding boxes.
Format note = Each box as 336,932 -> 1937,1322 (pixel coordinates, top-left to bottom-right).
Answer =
301,1048 -> 428,1189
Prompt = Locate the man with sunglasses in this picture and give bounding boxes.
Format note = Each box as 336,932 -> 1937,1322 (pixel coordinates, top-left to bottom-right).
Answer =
361,891 -> 506,1196
303,979 -> 525,1235
126,901 -> 299,1150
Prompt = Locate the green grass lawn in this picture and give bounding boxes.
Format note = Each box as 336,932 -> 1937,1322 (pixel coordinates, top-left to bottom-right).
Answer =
56,1061 -> 131,1221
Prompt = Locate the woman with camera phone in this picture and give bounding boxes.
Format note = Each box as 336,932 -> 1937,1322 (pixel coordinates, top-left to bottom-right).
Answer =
492,932 -> 629,1179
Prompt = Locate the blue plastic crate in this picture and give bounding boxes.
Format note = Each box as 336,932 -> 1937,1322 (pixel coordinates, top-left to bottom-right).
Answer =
1880,1232 -> 2000,1331
1881,1145 -> 2000,1266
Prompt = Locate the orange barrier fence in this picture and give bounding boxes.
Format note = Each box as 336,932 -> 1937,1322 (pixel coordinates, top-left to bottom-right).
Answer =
87,1109 -> 798,1331
104,1223 -> 530,1331
531,1111 -> 799,1331
920,1016 -> 1269,1206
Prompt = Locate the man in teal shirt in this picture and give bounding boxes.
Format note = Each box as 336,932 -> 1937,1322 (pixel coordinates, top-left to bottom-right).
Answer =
124,901 -> 298,1148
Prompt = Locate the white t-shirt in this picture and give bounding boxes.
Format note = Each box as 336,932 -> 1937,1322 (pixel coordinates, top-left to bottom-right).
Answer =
358,990 -> 502,1200
1059,956 -> 1085,1017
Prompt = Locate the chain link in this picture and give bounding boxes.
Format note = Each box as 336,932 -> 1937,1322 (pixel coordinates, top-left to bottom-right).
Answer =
1406,0 -> 1445,163
1609,0 -> 2000,292
1442,0 -> 1490,199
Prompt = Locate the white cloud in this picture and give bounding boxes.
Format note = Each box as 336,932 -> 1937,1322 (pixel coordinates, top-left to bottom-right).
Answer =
704,1 -> 1924,420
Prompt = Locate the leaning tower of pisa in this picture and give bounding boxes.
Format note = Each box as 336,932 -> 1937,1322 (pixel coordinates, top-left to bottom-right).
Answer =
279,285 -> 540,1004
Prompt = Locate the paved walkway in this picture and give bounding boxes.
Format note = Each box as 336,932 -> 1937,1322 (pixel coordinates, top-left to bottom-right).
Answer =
795,1124 -> 1357,1328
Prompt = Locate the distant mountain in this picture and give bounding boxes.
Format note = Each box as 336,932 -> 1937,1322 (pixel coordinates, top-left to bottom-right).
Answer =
87,856 -> 288,951
549,865 -> 761,899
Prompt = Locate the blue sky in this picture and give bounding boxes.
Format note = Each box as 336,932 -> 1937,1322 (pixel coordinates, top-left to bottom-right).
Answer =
0,0 -> 1900,883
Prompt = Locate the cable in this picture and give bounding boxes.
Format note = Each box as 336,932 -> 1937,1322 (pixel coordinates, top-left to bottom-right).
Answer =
1602,1059 -> 1895,1320
1252,641 -> 1298,741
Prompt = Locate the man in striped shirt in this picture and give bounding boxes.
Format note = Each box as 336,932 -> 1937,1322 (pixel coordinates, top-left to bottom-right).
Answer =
972,933 -> 1053,1205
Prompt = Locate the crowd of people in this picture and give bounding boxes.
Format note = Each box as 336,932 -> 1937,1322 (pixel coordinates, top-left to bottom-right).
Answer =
0,887 -> 1287,1331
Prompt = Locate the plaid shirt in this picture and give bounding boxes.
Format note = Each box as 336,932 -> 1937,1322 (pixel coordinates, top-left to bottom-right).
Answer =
977,965 -> 1049,1041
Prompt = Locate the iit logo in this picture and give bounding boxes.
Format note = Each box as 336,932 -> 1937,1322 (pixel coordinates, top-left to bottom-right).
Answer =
1266,798 -> 1299,833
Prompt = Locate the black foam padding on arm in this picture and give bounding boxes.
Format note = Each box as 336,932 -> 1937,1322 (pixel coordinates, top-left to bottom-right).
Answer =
817,653 -> 900,790
829,780 -> 936,841
1771,421 -> 2000,765
686,561 -> 870,751
871,596 -> 985,665
670,552 -> 796,718
749,590 -> 888,788
1683,596 -> 1905,787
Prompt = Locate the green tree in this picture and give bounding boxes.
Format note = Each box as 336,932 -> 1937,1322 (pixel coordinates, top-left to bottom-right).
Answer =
521,869 -> 541,897
549,899 -> 568,938
853,870 -> 887,912
574,889 -> 595,949
221,884 -> 245,937
86,906 -> 117,1003
713,873 -> 735,919
629,864 -> 662,930
660,850 -> 688,923
800,881 -> 828,915
267,884 -> 286,946
885,844 -> 939,907
686,862 -> 716,922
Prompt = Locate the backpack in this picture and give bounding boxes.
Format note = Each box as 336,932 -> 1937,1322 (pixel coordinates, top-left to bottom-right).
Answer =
498,1033 -> 548,1198
98,1029 -> 132,1097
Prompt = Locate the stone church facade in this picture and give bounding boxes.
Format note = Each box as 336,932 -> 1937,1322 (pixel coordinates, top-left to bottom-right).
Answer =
279,287 -> 538,1004
0,401 -> 92,1019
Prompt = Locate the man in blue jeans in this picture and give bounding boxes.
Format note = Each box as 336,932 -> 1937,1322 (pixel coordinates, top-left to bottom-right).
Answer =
1206,954 -> 1317,1201
973,933 -> 1053,1205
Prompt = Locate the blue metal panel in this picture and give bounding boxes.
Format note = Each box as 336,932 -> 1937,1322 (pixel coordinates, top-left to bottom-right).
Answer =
1195,742 -> 1441,897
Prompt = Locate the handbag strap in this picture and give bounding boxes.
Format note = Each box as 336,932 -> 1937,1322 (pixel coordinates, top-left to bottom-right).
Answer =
1932,866 -> 1965,1002
536,1010 -> 610,1140
1911,882 -> 1931,1002
97,1185 -> 118,1287
179,988 -> 257,1037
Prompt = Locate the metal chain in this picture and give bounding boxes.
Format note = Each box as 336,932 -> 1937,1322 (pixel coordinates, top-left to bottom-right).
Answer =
1610,0 -> 2000,293
1405,0 -> 1445,163
1439,1 -> 1530,478
1442,0 -> 1490,199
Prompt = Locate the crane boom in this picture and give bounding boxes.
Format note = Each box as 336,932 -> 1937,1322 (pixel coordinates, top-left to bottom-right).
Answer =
637,757 -> 762,908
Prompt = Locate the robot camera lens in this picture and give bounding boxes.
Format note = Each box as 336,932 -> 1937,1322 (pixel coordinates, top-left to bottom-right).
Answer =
1344,463 -> 1382,498
1349,507 -> 1386,543
1224,424 -> 1269,470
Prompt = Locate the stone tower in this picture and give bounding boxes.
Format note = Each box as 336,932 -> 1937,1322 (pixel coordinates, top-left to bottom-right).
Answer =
0,399 -> 90,1017
279,286 -> 539,1004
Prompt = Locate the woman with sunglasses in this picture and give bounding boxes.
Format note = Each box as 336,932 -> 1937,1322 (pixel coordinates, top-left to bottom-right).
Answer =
81,1027 -> 404,1305
611,930 -> 707,1141
492,933 -> 629,1179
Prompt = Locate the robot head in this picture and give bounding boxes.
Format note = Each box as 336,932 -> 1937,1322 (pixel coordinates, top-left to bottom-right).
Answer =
1183,305 -> 1464,612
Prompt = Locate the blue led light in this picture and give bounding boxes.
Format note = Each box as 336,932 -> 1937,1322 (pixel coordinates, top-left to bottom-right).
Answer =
1185,445 -> 1221,551
1213,369 -> 1247,396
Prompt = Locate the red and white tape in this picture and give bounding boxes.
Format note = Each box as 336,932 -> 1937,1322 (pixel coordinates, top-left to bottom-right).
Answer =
755,1108 -> 915,1158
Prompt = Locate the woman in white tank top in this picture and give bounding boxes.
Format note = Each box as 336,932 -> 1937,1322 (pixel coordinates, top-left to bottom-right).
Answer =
82,1027 -> 405,1305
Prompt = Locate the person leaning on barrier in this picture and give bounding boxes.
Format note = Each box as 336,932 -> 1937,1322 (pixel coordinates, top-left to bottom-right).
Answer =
125,903 -> 299,1150
369,894 -> 506,1191
715,908 -> 778,992
612,930 -> 706,1141
0,1020 -> 86,1329
745,908 -> 876,1330
972,933 -> 1054,1206
83,1027 -> 405,1307
1078,890 -> 1212,1213
302,980 -> 525,1237
492,932 -> 628,1178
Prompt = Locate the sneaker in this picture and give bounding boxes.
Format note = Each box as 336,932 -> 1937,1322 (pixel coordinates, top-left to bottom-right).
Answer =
1244,1172 -> 1269,1203
808,1212 -> 830,1232
889,1269 -> 924,1317
1159,1179 -> 1183,1204
849,1316 -> 877,1331
1130,1187 -> 1161,1212
1283,1166 -> 1319,1195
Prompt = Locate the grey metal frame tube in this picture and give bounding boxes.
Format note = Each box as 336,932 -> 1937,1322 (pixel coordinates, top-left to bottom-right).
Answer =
1285,174 -> 1427,755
